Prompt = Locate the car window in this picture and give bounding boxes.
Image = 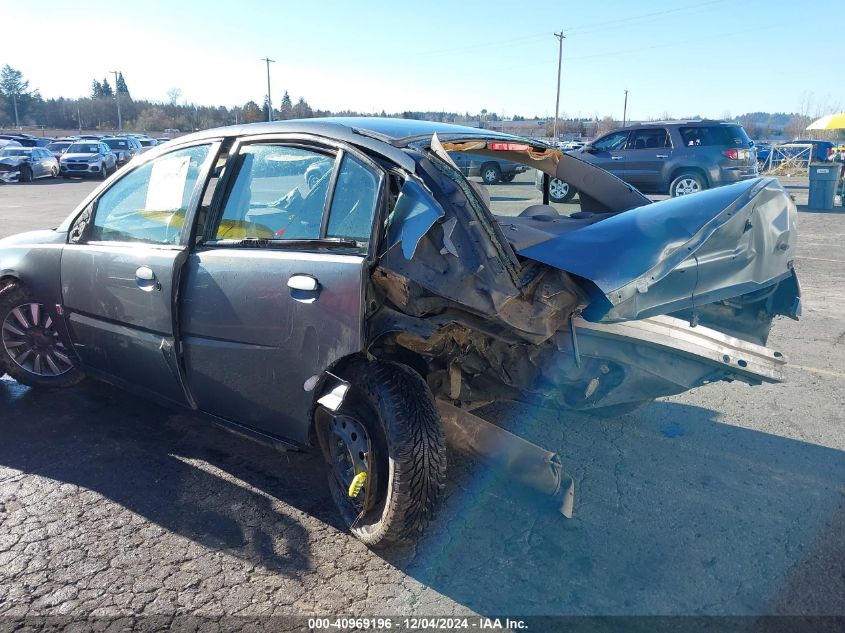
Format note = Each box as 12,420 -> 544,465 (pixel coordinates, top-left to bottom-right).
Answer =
212,144 -> 334,241
626,128 -> 671,150
679,125 -> 751,147
88,144 -> 210,244
326,154 -> 380,242
593,131 -> 629,151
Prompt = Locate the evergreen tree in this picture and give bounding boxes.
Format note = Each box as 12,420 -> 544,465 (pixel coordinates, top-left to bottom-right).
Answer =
279,91 -> 293,120
116,72 -> 130,97
91,80 -> 103,98
292,97 -> 313,119
0,65 -> 36,125
100,78 -> 114,97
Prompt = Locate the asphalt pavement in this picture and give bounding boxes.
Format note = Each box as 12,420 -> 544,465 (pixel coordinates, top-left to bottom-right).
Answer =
0,173 -> 843,624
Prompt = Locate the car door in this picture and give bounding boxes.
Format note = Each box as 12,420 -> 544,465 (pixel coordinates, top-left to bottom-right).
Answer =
621,127 -> 672,191
580,130 -> 629,176
60,141 -> 218,404
179,138 -> 382,444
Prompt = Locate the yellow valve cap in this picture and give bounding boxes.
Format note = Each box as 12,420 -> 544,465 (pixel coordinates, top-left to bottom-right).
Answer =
348,472 -> 367,498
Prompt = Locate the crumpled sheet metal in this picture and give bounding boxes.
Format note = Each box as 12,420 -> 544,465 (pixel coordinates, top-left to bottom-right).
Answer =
437,399 -> 575,518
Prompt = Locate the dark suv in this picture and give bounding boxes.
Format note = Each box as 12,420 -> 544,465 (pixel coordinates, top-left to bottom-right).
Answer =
546,121 -> 758,199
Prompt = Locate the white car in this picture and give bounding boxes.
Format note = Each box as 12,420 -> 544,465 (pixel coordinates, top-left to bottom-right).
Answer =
59,141 -> 117,180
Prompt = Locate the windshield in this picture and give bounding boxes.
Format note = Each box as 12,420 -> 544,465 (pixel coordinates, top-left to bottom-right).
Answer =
0,148 -> 30,157
67,144 -> 100,154
104,139 -> 129,149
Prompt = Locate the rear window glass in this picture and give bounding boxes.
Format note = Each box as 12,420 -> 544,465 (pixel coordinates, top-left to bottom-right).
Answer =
679,126 -> 751,147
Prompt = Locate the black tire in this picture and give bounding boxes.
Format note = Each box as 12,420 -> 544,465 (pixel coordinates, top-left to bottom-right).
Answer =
100,163 -> 109,180
548,177 -> 576,203
501,173 -> 516,183
583,399 -> 653,418
670,172 -> 706,197
19,166 -> 33,183
480,163 -> 501,185
50,166 -> 59,178
0,283 -> 85,389
316,359 -> 446,548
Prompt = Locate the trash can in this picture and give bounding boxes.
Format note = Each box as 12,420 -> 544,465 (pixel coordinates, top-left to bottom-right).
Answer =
808,163 -> 840,210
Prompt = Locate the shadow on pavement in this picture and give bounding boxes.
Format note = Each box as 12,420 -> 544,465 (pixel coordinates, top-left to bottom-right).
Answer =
382,400 -> 845,616
2,379 -> 843,616
0,377 -> 336,575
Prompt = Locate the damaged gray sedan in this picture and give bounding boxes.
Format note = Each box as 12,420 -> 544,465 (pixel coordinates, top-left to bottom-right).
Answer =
0,119 -> 800,547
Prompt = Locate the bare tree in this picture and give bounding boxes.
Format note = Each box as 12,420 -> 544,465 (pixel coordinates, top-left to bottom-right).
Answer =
167,88 -> 182,106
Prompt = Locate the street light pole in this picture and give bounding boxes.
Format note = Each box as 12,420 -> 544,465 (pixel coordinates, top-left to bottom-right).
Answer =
553,30 -> 565,142
110,70 -> 122,131
261,57 -> 275,122
622,90 -> 628,128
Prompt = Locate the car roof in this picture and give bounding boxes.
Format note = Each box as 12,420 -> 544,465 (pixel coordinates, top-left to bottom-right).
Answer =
180,117 -> 522,146
165,117 -> 535,173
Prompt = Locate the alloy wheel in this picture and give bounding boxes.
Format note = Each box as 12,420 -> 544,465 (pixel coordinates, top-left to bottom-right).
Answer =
674,178 -> 701,196
550,178 -> 570,199
2,303 -> 73,377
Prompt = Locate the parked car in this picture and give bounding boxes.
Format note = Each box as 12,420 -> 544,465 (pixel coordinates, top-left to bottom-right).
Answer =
59,141 -> 117,179
541,120 -> 758,199
0,139 -> 22,150
79,134 -> 105,140
449,151 -> 529,184
790,139 -> 834,162
137,137 -> 158,153
45,140 -> 76,163
0,146 -> 59,182
0,119 -> 800,547
102,137 -> 139,165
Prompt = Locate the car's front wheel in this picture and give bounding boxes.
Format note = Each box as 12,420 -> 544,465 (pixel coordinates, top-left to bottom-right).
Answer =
548,177 -> 576,203
0,283 -> 85,388
18,166 -> 33,183
481,163 -> 501,185
315,359 -> 446,548
670,172 -> 706,197
100,163 -> 109,180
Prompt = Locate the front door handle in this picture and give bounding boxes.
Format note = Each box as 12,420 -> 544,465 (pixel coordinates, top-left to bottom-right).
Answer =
135,266 -> 160,292
287,274 -> 319,292
610,155 -> 623,160
656,154 -> 668,158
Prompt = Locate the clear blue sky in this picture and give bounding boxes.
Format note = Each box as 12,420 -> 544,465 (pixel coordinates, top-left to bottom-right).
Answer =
5,0 -> 844,119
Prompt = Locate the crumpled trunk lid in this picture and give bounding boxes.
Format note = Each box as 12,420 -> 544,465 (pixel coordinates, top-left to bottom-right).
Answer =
509,177 -> 799,324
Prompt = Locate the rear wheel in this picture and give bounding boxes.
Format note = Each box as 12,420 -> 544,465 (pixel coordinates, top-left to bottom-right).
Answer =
100,163 -> 109,180
481,163 -> 501,185
0,283 -> 85,388
316,359 -> 446,548
670,172 -> 706,197
548,177 -> 576,203
50,166 -> 59,178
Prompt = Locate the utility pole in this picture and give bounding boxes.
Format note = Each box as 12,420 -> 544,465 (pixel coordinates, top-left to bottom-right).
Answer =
622,90 -> 629,128
11,92 -> 19,128
261,57 -> 275,122
110,70 -> 122,131
553,30 -> 565,142
77,103 -> 82,131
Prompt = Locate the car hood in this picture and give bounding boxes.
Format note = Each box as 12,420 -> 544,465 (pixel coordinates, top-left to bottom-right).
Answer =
0,157 -> 26,166
0,229 -> 66,247
62,153 -> 97,160
503,178 -> 798,322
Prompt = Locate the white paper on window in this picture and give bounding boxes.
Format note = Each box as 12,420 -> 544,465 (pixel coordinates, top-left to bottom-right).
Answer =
144,155 -> 191,211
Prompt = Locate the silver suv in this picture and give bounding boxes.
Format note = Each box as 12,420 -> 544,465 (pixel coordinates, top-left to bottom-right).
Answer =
542,120 -> 758,200
60,141 -> 117,179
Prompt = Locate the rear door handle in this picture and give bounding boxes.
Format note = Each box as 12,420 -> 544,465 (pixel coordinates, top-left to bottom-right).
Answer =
135,266 -> 160,291
287,274 -> 319,292
656,154 -> 668,158
611,156 -> 623,161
